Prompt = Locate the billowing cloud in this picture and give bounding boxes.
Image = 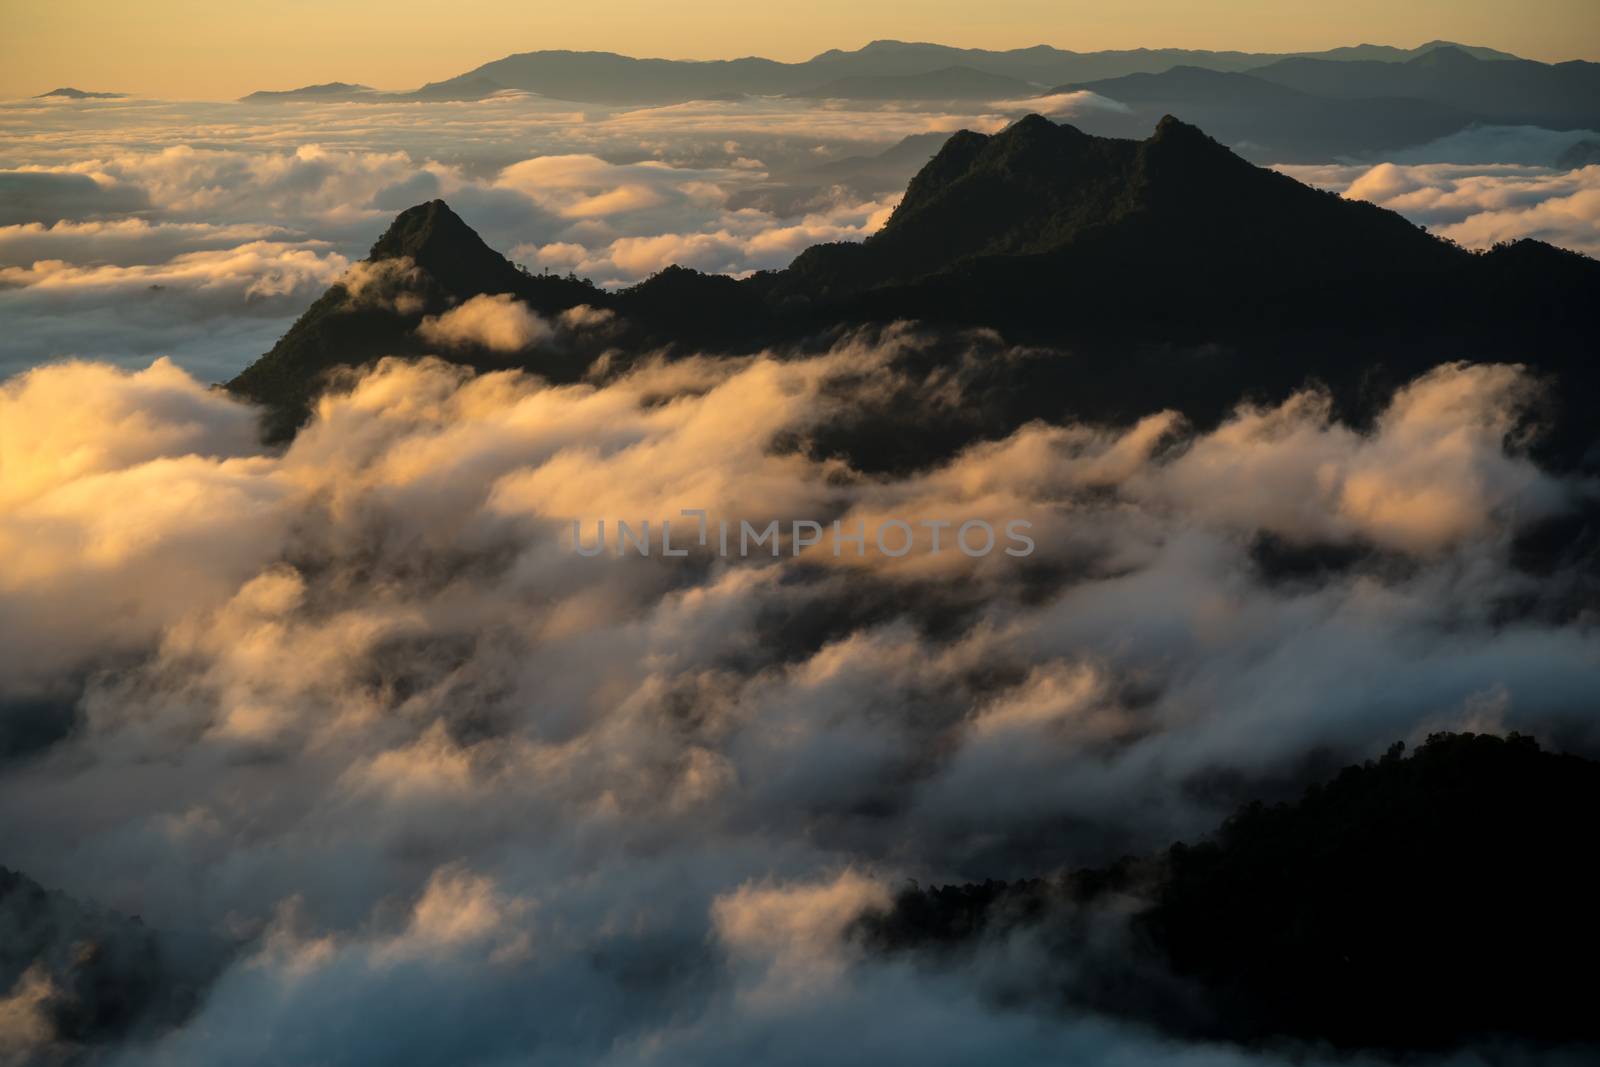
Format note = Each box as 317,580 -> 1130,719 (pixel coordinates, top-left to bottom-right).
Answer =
0,170 -> 149,225
513,194 -> 899,283
1,337 -> 1595,1062
494,155 -> 710,219
0,93 -> 994,377
0,238 -> 351,379
0,240 -> 346,297
0,218 -> 294,266
1151,362 -> 1567,553
989,91 -> 1131,118
338,255 -> 426,314
417,293 -> 551,351
4,86 -> 1599,1065
557,303 -> 617,331
1279,160 -> 1600,256
1375,124 -> 1600,167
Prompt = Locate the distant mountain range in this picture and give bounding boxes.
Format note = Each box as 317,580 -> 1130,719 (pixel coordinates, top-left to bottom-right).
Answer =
239,37 -> 1523,106
239,80 -> 375,103
1053,66 -> 1483,160
233,40 -> 1600,163
229,114 -> 1599,476
34,86 -> 126,99
1048,45 -> 1600,159
1249,45 -> 1600,126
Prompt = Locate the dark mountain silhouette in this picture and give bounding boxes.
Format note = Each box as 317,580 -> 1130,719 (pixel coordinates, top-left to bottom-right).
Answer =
789,65 -> 1035,100
404,74 -> 509,101
239,81 -> 378,103
229,115 -> 1599,471
754,114 -> 1598,464
34,87 -> 127,99
782,113 -> 1462,286
228,200 -> 599,439
1055,65 -> 1483,161
801,38 -> 1513,82
794,132 -> 950,196
856,732 -> 1600,1050
819,130 -> 951,170
365,198 -> 531,294
803,39 -> 1265,83
1,865 -> 224,1048
1557,138 -> 1600,168
1293,39 -> 1519,63
1250,46 -> 1600,128
421,50 -> 802,104
237,39 -> 1527,107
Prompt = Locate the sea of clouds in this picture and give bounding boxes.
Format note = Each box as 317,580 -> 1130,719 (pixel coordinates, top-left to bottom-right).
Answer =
2,331 -> 1598,1063
3,88 -> 1599,1065
3,92 -> 1597,382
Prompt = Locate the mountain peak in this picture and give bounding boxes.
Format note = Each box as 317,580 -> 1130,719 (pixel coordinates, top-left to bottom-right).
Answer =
238,81 -> 376,102
369,199 -> 474,259
368,200 -> 526,296
1152,113 -> 1203,138
1004,112 -> 1064,138
1415,39 -> 1519,61
803,114 -> 1465,295
1147,113 -> 1234,160
983,113 -> 1095,159
36,86 -> 126,99
1408,45 -> 1480,67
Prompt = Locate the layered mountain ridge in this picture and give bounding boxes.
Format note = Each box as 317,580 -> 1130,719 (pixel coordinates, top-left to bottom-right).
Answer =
240,37 -> 1527,105
232,42 -> 1599,164
229,114 -> 1599,468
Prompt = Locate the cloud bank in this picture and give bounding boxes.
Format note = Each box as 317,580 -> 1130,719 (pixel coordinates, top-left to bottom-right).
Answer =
0,93 -> 993,379
1280,160 -> 1600,256
8,92 -> 1592,386
2,334 -> 1596,1063
417,294 -> 552,352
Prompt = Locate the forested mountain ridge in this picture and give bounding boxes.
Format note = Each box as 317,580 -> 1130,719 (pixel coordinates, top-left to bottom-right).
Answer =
857,732 -> 1600,1049
228,116 -> 1600,469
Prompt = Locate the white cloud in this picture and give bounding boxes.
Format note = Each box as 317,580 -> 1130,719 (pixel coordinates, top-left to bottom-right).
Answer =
513,194 -> 898,284
417,293 -> 551,352
0,93 -> 999,376
3,86 -> 1598,1066
713,871 -> 890,1001
338,255 -> 426,314
1377,124 -> 1600,167
4,345 -> 1589,1065
989,90 -> 1131,118
1279,160 -> 1600,257
0,240 -> 347,297
0,218 -> 293,266
2,345 -> 1596,1063
557,303 -> 617,331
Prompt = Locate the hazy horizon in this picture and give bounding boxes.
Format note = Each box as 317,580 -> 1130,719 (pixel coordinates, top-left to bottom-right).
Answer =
6,0 -> 1599,99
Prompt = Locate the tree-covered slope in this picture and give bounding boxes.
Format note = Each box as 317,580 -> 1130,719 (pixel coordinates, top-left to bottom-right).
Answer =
858,732 -> 1600,1050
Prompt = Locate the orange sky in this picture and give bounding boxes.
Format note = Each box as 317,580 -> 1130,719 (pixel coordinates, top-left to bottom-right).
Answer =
4,0 -> 1598,100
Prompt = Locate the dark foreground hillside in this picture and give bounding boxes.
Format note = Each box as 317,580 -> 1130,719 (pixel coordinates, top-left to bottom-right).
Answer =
0,866 -> 224,1051
857,732 -> 1600,1051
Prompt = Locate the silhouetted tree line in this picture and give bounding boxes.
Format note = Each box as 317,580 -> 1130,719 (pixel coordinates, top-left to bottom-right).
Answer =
855,732 -> 1600,1051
